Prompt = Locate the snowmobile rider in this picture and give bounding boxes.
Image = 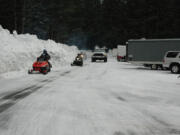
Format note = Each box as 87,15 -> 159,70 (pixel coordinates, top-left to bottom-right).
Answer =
76,53 -> 83,60
39,49 -> 51,61
38,49 -> 52,67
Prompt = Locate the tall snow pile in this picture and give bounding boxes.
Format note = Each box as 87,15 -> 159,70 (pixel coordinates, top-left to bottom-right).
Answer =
0,26 -> 78,74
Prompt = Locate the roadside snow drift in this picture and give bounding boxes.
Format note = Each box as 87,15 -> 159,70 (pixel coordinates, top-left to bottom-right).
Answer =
0,26 -> 78,74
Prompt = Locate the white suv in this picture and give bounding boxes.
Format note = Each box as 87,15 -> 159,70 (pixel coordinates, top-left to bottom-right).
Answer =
91,49 -> 107,62
163,51 -> 180,73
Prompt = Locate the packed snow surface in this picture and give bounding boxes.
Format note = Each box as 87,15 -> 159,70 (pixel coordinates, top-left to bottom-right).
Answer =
0,58 -> 180,135
0,26 -> 78,74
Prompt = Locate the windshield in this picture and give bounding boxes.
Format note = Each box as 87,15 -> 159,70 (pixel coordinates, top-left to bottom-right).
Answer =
166,52 -> 179,58
94,49 -> 105,53
93,53 -> 104,56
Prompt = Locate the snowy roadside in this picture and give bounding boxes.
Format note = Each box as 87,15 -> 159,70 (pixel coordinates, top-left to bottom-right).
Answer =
0,65 -> 75,96
1,59 -> 180,135
0,25 -> 79,75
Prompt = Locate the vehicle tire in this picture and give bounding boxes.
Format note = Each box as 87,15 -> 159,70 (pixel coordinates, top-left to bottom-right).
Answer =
80,62 -> 83,66
91,59 -> 95,62
170,64 -> 180,74
104,58 -> 107,62
150,64 -> 158,70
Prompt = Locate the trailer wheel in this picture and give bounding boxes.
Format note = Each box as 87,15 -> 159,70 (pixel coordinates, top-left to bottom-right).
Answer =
158,65 -> 163,70
170,64 -> 180,74
150,64 -> 158,70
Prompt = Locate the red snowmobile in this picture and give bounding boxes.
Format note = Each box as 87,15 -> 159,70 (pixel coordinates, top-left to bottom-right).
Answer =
28,58 -> 51,74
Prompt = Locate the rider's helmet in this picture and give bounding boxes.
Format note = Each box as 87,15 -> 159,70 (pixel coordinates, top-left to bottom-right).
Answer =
43,49 -> 47,54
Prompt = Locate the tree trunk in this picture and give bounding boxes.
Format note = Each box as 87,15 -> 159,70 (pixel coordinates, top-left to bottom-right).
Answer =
14,0 -> 17,31
21,0 -> 26,33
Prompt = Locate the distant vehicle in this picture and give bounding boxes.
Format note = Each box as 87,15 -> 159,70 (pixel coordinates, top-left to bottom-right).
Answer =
127,39 -> 180,69
71,54 -> 83,66
117,45 -> 126,62
91,49 -> 107,62
163,51 -> 180,73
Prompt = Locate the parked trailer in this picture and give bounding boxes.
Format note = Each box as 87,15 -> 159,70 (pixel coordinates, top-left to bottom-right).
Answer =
127,39 -> 180,69
117,45 -> 126,61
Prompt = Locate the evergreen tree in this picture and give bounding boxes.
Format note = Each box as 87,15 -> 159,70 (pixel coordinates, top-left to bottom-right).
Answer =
0,0 -> 179,49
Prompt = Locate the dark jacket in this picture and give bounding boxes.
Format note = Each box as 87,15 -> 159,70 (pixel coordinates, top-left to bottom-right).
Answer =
38,52 -> 51,61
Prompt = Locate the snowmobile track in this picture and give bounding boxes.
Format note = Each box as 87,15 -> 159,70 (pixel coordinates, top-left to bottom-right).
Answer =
0,70 -> 72,114
0,85 -> 42,113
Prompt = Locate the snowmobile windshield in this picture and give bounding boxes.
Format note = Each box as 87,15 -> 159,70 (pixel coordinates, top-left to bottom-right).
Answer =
37,57 -> 46,61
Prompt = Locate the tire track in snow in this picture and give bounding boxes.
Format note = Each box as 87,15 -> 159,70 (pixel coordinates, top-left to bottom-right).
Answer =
0,70 -> 73,114
0,85 -> 42,113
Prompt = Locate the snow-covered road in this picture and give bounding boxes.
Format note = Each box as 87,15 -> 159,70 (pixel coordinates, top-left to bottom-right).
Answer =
0,58 -> 180,135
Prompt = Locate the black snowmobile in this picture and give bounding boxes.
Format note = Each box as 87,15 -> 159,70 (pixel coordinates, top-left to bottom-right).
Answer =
71,55 -> 83,66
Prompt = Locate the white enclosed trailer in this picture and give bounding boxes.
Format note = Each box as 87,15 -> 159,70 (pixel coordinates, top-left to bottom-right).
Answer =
127,39 -> 180,69
117,45 -> 126,61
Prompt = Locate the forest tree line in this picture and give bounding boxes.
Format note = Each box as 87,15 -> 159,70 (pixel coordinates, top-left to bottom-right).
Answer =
0,0 -> 180,49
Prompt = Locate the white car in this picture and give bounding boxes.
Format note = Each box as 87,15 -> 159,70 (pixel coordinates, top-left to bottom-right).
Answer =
91,50 -> 107,62
163,51 -> 180,73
